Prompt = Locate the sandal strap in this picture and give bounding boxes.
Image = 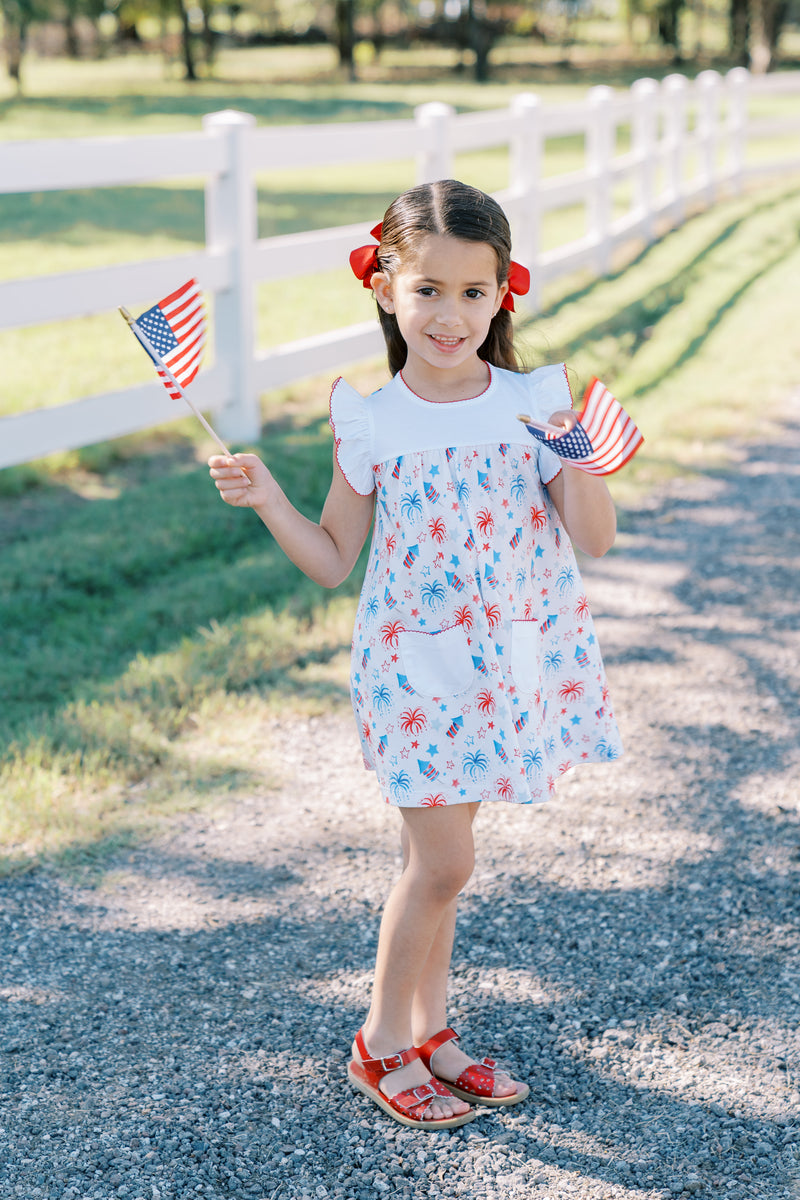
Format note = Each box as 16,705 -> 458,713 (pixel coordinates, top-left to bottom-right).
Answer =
390,1078 -> 454,1117
454,1060 -> 501,1098
354,1028 -> 419,1076
416,1026 -> 459,1069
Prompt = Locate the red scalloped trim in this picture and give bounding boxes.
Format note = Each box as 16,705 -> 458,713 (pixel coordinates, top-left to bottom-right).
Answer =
560,362 -> 576,409
329,376 -> 375,497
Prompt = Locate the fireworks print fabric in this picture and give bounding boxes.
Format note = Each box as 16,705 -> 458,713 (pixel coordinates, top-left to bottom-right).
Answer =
330,364 -> 623,809
522,378 -> 643,476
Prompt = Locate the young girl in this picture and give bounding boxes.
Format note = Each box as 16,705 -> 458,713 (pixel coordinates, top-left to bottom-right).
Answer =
209,179 -> 624,1131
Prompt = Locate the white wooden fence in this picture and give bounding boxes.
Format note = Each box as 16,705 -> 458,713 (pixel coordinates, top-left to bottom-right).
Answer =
1,66 -> 799,469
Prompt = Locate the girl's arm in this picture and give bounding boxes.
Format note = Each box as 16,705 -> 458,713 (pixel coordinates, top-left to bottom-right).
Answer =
543,409 -> 617,557
208,451 -> 375,588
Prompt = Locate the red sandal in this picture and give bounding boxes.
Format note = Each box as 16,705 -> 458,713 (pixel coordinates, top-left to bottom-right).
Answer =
348,1028 -> 476,1129
416,1027 -> 530,1107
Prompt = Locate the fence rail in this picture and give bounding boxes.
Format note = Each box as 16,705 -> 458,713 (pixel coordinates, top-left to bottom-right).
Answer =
1,67 -> 799,470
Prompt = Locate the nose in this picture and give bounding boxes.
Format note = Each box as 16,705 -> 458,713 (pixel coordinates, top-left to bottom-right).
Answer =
436,296 -> 462,327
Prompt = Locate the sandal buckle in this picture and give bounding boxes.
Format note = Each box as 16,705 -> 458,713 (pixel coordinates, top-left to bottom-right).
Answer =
379,1052 -> 405,1072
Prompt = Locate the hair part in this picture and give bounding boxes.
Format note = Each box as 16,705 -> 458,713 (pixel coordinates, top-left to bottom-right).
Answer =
373,179 -> 524,377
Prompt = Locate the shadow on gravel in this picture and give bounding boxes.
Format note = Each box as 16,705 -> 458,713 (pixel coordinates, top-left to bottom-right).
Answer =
1,423 -> 799,1199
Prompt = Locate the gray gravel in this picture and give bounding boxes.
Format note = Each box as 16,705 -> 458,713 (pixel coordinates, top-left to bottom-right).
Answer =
2,416 -> 800,1200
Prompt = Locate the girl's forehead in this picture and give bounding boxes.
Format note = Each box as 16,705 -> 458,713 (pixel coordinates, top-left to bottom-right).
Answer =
401,234 -> 499,278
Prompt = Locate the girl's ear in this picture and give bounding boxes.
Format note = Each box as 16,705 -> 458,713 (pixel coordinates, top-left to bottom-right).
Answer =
493,279 -> 510,316
371,272 -> 395,314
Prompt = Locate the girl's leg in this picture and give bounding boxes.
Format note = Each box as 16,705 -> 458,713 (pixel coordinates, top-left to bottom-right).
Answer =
353,803 -> 476,1119
402,803 -> 478,1041
402,805 -> 524,1099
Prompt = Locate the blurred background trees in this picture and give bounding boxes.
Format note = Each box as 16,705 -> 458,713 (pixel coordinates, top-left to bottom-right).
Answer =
2,0 -> 798,91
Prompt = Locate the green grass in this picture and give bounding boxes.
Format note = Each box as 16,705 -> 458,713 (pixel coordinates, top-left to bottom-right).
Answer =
1,44 -> 800,875
4,176 -> 800,875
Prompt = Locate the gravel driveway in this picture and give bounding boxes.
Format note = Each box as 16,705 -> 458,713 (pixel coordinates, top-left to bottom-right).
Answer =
2,417 -> 799,1200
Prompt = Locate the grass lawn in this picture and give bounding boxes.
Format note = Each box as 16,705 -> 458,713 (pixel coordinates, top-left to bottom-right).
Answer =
1,44 -> 799,875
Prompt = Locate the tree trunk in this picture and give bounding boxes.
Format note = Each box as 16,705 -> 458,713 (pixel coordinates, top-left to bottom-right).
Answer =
64,0 -> 81,58
3,5 -> 28,91
729,0 -> 749,63
656,0 -> 684,59
178,0 -> 197,81
335,0 -> 357,81
468,0 -> 491,83
748,0 -> 774,71
200,0 -> 215,67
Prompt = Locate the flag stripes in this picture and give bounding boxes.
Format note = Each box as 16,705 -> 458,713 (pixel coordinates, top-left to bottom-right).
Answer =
135,278 -> 206,392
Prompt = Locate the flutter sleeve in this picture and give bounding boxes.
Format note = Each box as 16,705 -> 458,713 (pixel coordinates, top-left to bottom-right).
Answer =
525,363 -> 575,485
328,376 -> 375,497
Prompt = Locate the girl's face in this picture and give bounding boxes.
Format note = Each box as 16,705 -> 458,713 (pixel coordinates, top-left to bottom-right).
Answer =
372,234 -> 509,383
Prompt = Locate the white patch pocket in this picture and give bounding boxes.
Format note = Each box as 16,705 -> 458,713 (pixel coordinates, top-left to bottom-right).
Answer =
397,626 -> 474,699
509,619 -> 541,695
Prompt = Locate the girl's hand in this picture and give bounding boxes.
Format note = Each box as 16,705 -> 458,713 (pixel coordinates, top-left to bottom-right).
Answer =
208,453 -> 274,509
547,408 -> 579,432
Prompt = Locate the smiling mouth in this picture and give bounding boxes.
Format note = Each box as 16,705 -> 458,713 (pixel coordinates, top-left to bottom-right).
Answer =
428,334 -> 464,347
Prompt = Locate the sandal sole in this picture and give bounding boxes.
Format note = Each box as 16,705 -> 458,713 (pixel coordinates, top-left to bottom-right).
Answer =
443,1079 -> 530,1107
348,1064 -> 476,1130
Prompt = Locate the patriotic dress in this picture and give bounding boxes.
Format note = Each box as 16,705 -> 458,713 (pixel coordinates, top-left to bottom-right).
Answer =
329,363 -> 623,809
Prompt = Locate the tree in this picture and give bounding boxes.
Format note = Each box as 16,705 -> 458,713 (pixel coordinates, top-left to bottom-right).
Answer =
747,0 -> 788,71
2,0 -> 36,89
335,0 -> 356,79
655,0 -> 684,58
467,0 -> 492,82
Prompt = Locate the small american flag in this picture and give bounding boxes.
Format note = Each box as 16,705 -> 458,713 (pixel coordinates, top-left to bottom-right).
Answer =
134,278 -> 206,399
522,378 -> 643,476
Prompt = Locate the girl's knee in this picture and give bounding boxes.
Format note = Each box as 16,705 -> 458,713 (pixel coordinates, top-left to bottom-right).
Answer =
415,845 -> 474,902
402,805 -> 476,899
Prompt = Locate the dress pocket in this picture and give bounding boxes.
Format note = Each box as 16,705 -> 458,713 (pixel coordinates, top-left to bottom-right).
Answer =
509,618 -> 541,695
397,626 -> 474,699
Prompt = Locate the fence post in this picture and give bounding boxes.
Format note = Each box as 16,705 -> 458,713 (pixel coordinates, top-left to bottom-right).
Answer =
631,77 -> 659,245
587,85 -> 614,277
696,70 -> 722,208
202,109 -> 260,443
415,102 -> 455,183
510,92 -> 543,312
726,67 -> 750,195
663,73 -> 688,228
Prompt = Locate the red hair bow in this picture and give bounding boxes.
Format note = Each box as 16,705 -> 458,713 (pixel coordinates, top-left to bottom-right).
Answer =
500,260 -> 531,312
349,223 -> 383,289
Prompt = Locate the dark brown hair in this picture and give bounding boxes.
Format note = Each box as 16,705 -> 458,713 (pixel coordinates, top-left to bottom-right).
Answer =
373,179 -> 523,377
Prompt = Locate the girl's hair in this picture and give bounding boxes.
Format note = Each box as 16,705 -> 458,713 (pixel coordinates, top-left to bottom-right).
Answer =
374,179 -> 523,377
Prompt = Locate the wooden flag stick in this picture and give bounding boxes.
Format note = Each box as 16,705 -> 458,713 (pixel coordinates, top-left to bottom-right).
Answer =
516,412 -> 565,436
119,306 -> 249,480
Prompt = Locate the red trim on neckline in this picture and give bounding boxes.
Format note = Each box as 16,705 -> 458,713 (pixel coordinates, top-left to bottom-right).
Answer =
399,364 -> 493,404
